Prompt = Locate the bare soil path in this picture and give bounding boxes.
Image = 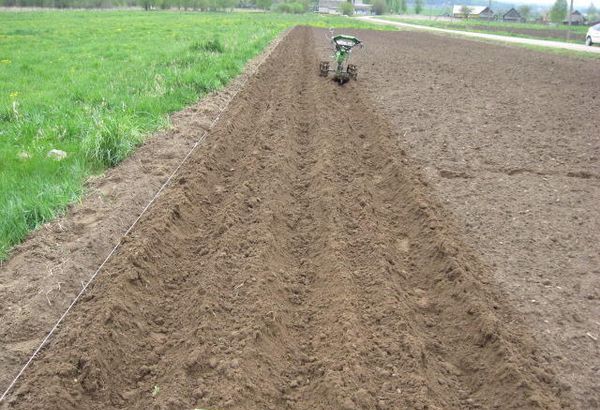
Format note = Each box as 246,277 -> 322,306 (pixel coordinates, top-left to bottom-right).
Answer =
1,27 -> 573,409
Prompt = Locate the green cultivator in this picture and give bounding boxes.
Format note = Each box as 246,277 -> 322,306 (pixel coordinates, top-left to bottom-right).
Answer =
319,34 -> 362,84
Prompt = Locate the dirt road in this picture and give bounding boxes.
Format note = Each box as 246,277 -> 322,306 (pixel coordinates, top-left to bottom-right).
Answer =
1,27 -> 572,409
360,16 -> 600,54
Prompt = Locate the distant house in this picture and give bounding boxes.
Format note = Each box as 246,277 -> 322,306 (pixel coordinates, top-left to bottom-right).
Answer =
503,8 -> 523,22
452,5 -> 495,20
353,2 -> 372,15
318,0 -> 372,14
563,10 -> 587,25
318,0 -> 340,14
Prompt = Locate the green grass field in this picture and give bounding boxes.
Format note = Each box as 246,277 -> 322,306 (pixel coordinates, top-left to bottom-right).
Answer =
0,11 -> 391,260
381,16 -> 589,43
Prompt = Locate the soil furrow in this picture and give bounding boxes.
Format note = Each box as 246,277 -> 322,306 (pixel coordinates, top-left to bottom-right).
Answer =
3,27 -> 574,409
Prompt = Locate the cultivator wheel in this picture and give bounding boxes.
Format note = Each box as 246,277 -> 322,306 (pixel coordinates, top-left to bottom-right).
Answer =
347,64 -> 358,81
319,61 -> 330,77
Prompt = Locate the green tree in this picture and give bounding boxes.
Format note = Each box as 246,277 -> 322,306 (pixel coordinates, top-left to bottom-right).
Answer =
371,0 -> 386,14
517,5 -> 531,20
588,2 -> 598,20
400,0 -> 406,13
460,5 -> 471,18
140,0 -> 155,10
549,0 -> 567,22
214,0 -> 235,9
256,0 -> 271,9
414,0 -> 422,14
340,0 -> 354,15
385,0 -> 398,13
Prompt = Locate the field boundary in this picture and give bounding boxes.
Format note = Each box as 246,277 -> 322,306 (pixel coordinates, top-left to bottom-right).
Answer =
360,16 -> 600,55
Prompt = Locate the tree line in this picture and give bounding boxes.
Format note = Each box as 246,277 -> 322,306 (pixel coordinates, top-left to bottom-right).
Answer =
1,0 -> 597,22
549,0 -> 598,22
0,0 -> 310,11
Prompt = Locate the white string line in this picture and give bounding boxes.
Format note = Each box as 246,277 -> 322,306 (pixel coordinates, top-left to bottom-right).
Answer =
0,83 -> 243,403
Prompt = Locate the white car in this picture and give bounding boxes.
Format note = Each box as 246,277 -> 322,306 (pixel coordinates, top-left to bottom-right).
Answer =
586,23 -> 600,46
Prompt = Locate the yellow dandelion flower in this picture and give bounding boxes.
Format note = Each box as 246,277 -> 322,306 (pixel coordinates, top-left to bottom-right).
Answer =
10,91 -> 19,98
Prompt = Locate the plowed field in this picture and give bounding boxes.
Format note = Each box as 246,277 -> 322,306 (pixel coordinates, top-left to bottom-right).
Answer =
3,26 -> 599,409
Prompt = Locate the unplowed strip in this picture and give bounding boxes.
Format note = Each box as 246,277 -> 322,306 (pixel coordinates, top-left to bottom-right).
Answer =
3,27 -> 571,409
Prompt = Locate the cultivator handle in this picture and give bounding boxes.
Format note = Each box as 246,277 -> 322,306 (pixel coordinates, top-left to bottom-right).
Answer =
332,34 -> 362,51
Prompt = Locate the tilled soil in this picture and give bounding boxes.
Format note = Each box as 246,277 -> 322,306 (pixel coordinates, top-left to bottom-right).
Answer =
344,29 -> 600,408
2,27 -> 574,409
